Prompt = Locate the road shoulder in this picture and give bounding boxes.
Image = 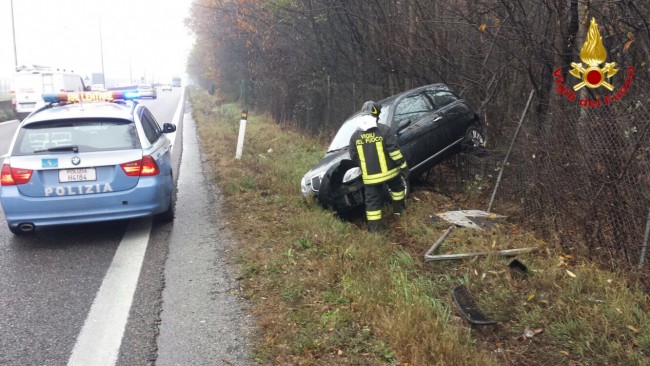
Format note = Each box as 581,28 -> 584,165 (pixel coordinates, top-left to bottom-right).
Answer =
156,105 -> 256,365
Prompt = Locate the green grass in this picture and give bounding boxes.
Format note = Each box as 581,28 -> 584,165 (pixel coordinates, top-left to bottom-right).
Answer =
188,87 -> 650,365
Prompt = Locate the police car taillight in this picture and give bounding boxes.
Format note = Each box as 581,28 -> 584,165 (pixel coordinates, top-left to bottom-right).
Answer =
1,164 -> 33,186
120,156 -> 160,177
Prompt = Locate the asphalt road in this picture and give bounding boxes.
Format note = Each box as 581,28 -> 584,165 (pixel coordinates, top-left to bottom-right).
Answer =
0,89 -> 255,366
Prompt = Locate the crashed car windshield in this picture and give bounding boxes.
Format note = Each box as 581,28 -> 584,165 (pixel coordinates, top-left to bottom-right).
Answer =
327,106 -> 392,152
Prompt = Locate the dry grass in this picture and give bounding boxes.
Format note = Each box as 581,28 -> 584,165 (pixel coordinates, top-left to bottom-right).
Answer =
188,88 -> 650,365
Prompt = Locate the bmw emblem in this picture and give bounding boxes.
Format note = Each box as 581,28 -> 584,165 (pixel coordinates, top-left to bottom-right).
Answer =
71,156 -> 81,166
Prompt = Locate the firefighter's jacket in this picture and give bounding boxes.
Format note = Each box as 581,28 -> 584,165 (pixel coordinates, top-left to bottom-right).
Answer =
349,120 -> 407,185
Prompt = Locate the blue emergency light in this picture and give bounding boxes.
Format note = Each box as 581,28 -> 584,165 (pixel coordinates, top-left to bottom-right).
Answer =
43,93 -> 66,103
42,90 -> 140,104
123,90 -> 140,99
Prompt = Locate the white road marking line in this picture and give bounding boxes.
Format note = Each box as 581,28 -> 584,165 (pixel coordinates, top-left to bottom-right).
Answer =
67,218 -> 152,366
0,119 -> 18,126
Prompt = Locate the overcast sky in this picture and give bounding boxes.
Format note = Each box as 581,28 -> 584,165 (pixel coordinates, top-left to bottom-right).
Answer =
0,0 -> 194,86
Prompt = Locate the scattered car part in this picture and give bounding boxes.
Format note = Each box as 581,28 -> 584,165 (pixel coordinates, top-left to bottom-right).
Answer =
508,259 -> 529,279
425,247 -> 537,262
452,285 -> 496,325
435,210 -> 506,230
424,225 -> 455,260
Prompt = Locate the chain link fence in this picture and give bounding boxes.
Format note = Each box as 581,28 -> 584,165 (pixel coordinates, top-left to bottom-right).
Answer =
431,76 -> 650,270
254,72 -> 650,269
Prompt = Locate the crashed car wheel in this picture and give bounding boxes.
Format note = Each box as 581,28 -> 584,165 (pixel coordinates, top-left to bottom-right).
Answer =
461,124 -> 487,157
465,124 -> 485,148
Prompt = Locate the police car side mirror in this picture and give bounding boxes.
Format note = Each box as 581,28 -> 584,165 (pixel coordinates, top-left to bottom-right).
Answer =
162,123 -> 176,133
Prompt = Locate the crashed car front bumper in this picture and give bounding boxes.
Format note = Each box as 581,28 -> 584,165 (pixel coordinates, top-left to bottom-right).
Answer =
302,160 -> 365,212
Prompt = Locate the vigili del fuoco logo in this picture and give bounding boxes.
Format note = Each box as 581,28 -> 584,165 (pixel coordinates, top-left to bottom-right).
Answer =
553,18 -> 635,108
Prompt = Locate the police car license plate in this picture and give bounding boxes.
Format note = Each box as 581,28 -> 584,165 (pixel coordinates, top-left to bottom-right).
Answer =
59,168 -> 96,182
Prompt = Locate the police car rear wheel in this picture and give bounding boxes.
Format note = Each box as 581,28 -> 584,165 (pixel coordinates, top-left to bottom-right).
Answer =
155,171 -> 175,223
155,194 -> 175,223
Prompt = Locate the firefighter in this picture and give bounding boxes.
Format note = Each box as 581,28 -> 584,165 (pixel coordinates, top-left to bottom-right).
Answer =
349,101 -> 408,232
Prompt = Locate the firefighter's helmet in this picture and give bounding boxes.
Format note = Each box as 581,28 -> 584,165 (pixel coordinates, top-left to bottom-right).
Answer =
361,101 -> 381,118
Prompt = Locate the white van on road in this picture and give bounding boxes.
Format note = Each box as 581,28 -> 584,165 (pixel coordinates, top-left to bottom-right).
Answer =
11,65 -> 87,121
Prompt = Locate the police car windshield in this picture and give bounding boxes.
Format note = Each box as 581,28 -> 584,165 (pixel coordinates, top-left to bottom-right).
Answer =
13,119 -> 141,155
327,105 -> 391,152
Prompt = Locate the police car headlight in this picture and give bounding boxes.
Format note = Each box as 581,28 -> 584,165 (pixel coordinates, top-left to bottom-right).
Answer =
342,167 -> 361,183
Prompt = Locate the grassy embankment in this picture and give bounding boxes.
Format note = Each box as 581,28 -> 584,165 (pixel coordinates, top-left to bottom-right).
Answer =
188,88 -> 649,365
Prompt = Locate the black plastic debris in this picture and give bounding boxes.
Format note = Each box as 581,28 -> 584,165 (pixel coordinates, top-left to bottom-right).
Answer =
452,285 -> 496,325
508,259 -> 529,279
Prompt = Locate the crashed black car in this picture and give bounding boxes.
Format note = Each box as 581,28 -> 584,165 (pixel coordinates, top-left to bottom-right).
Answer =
300,83 -> 485,213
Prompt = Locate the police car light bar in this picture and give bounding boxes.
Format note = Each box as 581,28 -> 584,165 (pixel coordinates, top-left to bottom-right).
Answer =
43,90 -> 140,104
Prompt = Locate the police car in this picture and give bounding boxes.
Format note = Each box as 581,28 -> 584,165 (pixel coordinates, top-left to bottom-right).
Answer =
0,90 -> 176,235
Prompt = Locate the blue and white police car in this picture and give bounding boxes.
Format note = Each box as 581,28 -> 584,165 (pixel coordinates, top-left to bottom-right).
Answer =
1,91 -> 176,235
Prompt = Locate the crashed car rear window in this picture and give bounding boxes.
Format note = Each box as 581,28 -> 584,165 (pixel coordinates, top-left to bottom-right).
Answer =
12,118 -> 140,155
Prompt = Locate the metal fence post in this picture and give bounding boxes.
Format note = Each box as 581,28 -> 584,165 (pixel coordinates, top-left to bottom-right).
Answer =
640,208 -> 650,268
487,89 -> 535,213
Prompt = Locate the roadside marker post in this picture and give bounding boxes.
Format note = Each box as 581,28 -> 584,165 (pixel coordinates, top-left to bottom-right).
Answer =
235,109 -> 248,160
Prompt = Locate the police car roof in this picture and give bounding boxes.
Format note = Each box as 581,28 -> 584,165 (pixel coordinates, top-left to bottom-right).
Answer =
24,101 -> 137,124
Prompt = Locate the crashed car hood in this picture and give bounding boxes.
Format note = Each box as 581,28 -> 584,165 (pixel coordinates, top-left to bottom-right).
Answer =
305,148 -> 351,178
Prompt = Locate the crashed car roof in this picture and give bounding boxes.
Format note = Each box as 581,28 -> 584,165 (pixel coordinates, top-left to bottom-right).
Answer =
327,83 -> 453,152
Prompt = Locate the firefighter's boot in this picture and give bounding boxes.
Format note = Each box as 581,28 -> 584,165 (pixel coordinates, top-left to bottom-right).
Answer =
368,220 -> 384,233
393,199 -> 406,218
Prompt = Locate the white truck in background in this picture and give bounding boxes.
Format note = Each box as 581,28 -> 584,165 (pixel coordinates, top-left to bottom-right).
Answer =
11,65 -> 87,120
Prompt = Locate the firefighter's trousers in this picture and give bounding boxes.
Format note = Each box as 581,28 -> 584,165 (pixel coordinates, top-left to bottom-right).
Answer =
364,175 -> 406,224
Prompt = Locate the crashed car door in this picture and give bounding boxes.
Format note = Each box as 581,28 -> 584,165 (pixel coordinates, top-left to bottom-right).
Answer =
391,91 -> 438,166
426,89 -> 470,144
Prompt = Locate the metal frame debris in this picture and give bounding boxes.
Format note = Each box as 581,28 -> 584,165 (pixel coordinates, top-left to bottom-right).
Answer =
424,213 -> 538,262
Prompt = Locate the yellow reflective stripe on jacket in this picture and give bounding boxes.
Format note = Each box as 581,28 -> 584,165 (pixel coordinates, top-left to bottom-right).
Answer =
366,210 -> 382,221
400,162 -> 408,169
362,168 -> 399,185
389,150 -> 404,161
357,145 -> 368,177
376,142 -> 388,172
357,139 -> 400,185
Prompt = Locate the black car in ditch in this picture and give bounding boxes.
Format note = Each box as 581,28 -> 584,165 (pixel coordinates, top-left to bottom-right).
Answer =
300,83 -> 485,213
